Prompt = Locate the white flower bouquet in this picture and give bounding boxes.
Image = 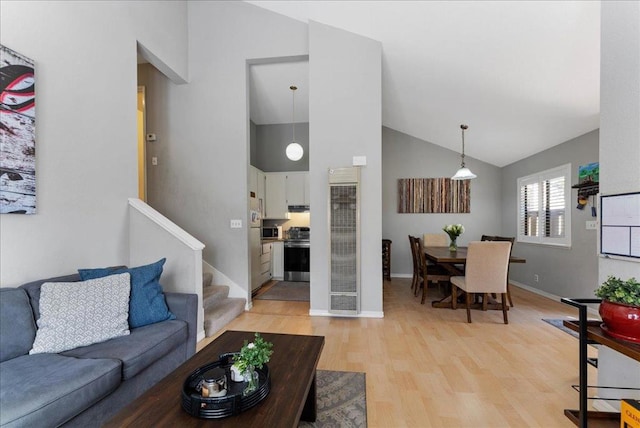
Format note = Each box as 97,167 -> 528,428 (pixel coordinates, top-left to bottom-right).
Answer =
443,224 -> 465,239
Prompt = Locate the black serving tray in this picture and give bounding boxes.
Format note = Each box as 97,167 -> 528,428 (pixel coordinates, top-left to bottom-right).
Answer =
181,353 -> 271,419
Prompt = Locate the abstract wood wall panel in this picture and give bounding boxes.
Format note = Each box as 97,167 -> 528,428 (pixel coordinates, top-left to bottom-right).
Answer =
398,178 -> 470,213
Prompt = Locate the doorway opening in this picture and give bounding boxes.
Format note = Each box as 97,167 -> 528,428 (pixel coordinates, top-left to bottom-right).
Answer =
137,86 -> 147,201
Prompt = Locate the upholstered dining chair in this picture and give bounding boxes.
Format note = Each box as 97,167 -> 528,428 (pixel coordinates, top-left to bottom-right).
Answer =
415,237 -> 451,303
423,233 -> 449,247
450,241 -> 512,323
422,233 -> 449,269
481,235 -> 516,306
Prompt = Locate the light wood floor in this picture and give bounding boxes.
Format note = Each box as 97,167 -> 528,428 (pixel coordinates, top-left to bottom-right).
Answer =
198,278 -> 598,427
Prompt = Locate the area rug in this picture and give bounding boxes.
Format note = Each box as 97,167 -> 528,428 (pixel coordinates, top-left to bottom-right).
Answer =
299,370 -> 367,428
255,281 -> 310,301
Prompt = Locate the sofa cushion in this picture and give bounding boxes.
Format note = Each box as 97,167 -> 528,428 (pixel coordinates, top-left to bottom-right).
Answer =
0,288 -> 36,362
30,273 -> 131,354
78,258 -> 175,328
19,272 -> 83,321
61,319 -> 188,380
0,353 -> 121,427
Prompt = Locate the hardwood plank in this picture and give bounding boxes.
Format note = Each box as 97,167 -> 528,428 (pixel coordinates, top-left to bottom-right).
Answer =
198,278 -> 597,427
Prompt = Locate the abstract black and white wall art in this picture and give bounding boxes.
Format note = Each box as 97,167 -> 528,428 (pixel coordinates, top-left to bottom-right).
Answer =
1,44 -> 36,214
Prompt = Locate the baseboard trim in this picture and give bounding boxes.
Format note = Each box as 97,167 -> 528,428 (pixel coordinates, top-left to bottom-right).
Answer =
510,280 -> 599,316
309,309 -> 384,318
392,273 -> 412,279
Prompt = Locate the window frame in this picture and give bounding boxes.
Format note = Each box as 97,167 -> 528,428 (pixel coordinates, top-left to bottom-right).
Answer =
517,163 -> 572,247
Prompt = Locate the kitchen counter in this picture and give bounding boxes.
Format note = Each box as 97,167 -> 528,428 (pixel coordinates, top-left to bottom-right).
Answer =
262,238 -> 284,243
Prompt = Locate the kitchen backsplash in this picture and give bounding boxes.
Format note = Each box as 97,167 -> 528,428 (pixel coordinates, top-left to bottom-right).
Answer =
263,212 -> 310,231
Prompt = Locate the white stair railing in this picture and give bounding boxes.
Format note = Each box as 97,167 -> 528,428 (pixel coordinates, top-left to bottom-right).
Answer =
128,198 -> 205,340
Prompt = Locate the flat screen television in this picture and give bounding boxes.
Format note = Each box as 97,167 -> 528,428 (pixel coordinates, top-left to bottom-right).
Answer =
600,191 -> 640,259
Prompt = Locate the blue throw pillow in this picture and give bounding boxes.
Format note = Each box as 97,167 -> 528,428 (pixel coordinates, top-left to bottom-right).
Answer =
78,258 -> 175,328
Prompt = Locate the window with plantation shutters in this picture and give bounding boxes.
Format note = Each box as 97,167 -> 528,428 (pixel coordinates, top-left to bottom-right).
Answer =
517,164 -> 572,247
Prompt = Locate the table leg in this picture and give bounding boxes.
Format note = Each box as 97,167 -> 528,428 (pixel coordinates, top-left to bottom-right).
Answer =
301,371 -> 317,422
431,294 -> 453,308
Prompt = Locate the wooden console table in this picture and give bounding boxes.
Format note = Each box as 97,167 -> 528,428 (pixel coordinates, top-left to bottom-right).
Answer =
561,298 -> 640,428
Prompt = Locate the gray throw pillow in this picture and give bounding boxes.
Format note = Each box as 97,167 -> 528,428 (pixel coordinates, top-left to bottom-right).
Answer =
30,273 -> 131,354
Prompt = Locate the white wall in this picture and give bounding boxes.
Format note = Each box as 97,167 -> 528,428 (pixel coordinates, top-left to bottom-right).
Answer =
0,1 -> 188,286
149,1 -> 308,303
501,130 -> 600,299
309,21 -> 383,316
382,127 -> 503,276
597,0 -> 640,406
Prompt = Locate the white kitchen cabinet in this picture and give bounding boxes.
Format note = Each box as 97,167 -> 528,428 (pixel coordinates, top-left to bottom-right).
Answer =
271,241 -> 284,280
285,172 -> 309,206
302,172 -> 310,205
248,165 -> 258,196
265,171 -> 309,217
260,242 -> 272,285
265,172 -> 287,219
257,168 -> 265,209
250,228 -> 262,292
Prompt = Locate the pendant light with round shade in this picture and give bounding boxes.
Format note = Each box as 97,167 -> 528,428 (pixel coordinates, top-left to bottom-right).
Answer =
451,124 -> 477,180
286,85 -> 303,161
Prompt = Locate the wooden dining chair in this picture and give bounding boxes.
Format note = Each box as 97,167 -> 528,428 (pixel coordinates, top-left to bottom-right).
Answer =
408,235 -> 420,294
481,235 -> 516,306
450,241 -> 512,323
415,237 -> 451,303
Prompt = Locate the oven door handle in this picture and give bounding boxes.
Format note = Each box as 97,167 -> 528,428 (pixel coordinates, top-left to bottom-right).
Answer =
284,242 -> 310,248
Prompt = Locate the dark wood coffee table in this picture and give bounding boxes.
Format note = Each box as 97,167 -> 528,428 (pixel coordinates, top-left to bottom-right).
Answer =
104,330 -> 325,427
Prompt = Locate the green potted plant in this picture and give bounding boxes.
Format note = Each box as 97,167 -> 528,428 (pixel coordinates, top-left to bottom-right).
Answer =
232,333 -> 274,395
594,276 -> 640,343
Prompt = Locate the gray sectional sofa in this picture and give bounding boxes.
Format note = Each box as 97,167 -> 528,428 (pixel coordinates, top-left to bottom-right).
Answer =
0,272 -> 198,427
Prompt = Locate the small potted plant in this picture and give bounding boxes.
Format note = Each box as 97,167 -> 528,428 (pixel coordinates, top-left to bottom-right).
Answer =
443,224 -> 465,252
594,276 -> 640,343
232,333 -> 274,395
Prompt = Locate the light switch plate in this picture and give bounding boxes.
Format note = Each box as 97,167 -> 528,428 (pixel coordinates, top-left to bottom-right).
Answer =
586,220 -> 598,230
230,219 -> 242,229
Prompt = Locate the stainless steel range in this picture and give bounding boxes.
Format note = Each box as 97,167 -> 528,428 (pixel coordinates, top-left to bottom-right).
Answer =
284,227 -> 310,282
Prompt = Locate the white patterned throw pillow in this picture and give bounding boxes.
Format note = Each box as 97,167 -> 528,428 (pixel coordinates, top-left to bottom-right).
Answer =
30,273 -> 131,354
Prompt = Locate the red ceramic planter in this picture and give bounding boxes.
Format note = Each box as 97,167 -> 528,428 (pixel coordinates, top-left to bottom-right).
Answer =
599,300 -> 640,344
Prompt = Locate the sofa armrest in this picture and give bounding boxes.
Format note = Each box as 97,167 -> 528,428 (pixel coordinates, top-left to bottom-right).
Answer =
165,292 -> 197,359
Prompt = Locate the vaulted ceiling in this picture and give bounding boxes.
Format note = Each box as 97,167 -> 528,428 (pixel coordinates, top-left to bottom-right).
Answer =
247,1 -> 600,167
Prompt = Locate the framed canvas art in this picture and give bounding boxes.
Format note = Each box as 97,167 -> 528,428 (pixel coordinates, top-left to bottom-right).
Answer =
1,44 -> 36,214
398,177 -> 470,213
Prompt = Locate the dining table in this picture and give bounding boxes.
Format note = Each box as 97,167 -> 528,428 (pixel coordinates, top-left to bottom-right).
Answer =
424,246 -> 526,309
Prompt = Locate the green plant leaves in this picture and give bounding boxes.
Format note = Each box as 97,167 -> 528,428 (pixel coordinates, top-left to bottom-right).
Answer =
594,276 -> 640,306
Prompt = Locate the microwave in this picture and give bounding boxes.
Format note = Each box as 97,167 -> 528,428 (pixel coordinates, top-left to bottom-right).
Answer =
262,227 -> 281,239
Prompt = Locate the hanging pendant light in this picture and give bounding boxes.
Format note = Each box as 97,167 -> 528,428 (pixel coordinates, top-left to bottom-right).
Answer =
451,124 -> 477,180
285,85 -> 304,161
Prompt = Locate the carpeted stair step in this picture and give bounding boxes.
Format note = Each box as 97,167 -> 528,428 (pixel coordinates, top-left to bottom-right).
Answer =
203,272 -> 213,288
202,284 -> 230,310
203,297 -> 246,337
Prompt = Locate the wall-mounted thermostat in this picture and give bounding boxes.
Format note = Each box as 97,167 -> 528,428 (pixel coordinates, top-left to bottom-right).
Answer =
146,133 -> 157,142
352,155 -> 367,166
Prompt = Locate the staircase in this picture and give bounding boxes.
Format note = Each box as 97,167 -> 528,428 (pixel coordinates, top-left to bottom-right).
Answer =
202,272 -> 246,337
